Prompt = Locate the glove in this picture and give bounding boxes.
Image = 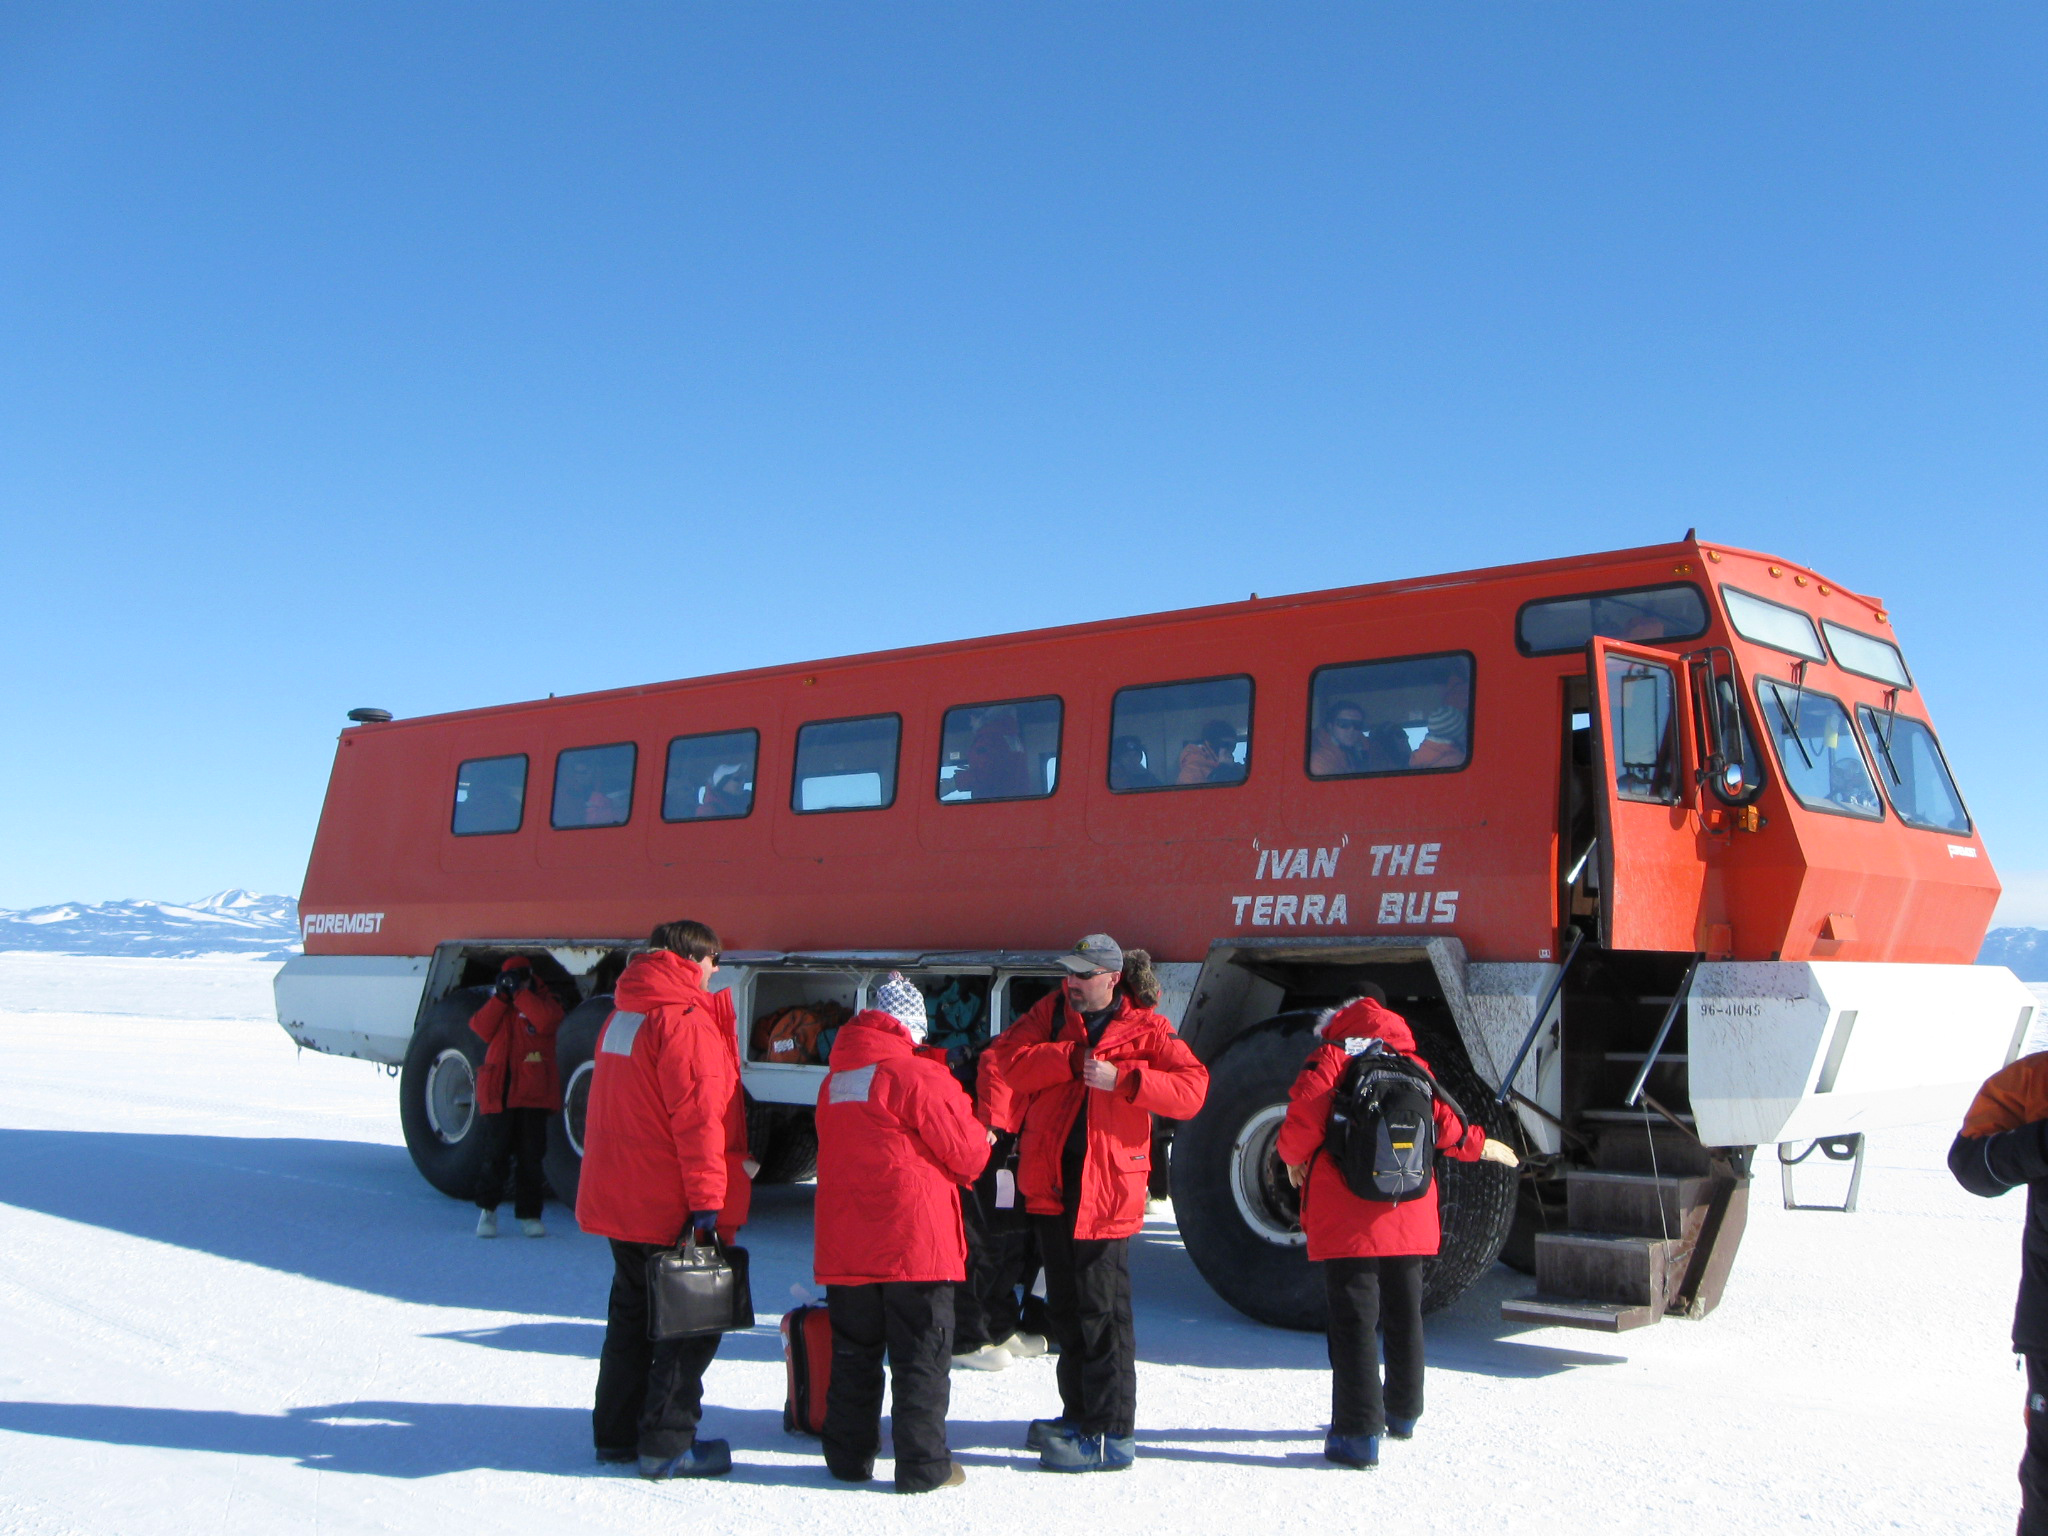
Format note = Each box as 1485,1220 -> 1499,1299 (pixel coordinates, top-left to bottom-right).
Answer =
1479,1138 -> 1521,1168
687,1210 -> 720,1241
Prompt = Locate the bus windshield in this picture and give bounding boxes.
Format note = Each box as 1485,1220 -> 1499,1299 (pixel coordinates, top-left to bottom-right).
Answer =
1857,706 -> 1970,834
1757,679 -> 1883,820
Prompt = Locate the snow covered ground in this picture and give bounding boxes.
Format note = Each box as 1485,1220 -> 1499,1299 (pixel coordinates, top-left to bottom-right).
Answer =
0,957 -> 2038,1534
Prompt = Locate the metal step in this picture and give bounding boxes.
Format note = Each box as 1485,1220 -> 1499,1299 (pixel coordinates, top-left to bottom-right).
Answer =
1564,1169 -> 1714,1239
1581,1106 -> 1695,1125
1533,1231 -> 1688,1309
1583,1113 -> 1713,1177
1500,1295 -> 1662,1333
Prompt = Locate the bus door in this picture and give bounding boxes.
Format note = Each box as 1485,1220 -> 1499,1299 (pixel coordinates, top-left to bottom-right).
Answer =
1587,637 -> 1706,952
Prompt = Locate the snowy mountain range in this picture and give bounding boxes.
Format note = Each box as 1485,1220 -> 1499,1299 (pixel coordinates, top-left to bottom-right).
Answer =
0,891 -> 301,959
1980,928 -> 2048,982
0,891 -> 2041,975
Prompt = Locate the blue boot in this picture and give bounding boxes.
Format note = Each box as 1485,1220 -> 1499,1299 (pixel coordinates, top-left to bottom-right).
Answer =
1385,1415 -> 1417,1440
1041,1429 -> 1135,1473
1025,1417 -> 1076,1452
1323,1432 -> 1380,1469
638,1438 -> 733,1479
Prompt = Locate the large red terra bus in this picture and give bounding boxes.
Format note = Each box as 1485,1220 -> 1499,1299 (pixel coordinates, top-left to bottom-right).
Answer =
277,536 -> 2033,1332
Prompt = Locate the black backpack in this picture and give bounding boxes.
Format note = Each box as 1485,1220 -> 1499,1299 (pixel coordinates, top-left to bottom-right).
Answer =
1322,1040 -> 1465,1203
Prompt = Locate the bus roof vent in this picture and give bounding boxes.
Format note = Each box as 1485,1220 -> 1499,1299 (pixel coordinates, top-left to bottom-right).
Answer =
346,708 -> 393,724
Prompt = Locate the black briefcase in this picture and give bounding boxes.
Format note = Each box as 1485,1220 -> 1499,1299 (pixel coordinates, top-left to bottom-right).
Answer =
647,1234 -> 754,1341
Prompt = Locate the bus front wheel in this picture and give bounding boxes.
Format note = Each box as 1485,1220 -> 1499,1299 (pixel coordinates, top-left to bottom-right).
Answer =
398,988 -> 493,1199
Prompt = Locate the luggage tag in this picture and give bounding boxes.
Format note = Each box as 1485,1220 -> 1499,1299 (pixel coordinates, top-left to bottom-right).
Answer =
995,1169 -> 1017,1209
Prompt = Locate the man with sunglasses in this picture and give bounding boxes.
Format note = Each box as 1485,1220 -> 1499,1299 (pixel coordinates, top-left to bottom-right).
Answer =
1310,702 -> 1370,776
577,919 -> 753,1480
993,934 -> 1209,1472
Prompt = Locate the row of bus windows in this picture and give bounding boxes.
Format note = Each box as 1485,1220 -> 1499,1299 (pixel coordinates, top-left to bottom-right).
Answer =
1601,655 -> 1969,834
1515,580 -> 1915,692
449,653 -> 1476,835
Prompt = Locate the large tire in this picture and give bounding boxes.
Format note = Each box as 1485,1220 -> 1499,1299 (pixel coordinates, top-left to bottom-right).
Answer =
745,1095 -> 819,1185
1173,1016 -> 1326,1330
399,987 -> 493,1199
1413,1026 -> 1522,1310
543,995 -> 612,1209
1173,1014 -> 1524,1330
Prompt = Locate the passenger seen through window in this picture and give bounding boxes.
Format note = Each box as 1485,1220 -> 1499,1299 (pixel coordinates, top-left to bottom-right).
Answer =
551,743 -> 635,828
1307,654 -> 1473,777
1108,677 -> 1252,791
662,729 -> 759,821
938,698 -> 1061,801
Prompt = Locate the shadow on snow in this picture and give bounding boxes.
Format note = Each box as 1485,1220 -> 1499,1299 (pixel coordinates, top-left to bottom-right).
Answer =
0,1129 -> 1612,1380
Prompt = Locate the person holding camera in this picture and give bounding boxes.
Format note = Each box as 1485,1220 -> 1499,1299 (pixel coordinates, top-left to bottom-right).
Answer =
467,955 -> 564,1239
575,920 -> 752,1480
993,933 -> 1209,1472
1278,986 -> 1519,1469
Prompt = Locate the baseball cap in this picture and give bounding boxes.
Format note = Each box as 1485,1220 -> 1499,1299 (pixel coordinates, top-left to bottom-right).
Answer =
1057,933 -> 1124,976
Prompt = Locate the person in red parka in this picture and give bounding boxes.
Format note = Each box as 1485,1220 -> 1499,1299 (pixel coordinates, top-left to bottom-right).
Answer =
467,955 -> 564,1239
994,933 -> 1209,1473
813,973 -> 990,1492
1277,987 -> 1519,1469
575,919 -> 754,1481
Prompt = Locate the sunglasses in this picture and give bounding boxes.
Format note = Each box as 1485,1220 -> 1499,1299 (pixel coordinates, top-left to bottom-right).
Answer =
1334,718 -> 1364,731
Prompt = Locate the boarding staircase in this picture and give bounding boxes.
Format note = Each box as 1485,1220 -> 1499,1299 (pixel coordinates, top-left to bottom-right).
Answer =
1500,983 -> 1751,1334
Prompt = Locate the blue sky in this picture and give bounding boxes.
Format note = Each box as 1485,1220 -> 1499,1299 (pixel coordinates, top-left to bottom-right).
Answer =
3,4 -> 2045,921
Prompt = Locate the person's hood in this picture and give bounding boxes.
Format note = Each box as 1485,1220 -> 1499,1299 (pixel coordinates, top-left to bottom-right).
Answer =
828,1009 -> 917,1069
613,950 -> 711,1013
1316,996 -> 1417,1055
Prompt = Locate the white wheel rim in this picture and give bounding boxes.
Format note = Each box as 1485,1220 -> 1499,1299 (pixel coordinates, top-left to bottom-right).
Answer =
563,1059 -> 595,1158
425,1048 -> 476,1144
1229,1102 -> 1306,1247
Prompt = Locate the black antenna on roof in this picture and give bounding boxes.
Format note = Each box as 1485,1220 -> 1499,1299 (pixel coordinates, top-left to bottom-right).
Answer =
1683,527 -> 1696,541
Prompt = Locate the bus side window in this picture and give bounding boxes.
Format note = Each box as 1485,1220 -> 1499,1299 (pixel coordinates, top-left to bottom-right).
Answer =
938,697 -> 1062,802
1307,653 -> 1473,778
1108,676 -> 1253,791
552,743 -> 636,829
453,754 -> 527,835
793,714 -> 901,812
663,728 -> 759,821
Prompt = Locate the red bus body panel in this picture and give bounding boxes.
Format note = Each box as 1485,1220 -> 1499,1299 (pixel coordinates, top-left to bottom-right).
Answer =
298,539 -> 1998,967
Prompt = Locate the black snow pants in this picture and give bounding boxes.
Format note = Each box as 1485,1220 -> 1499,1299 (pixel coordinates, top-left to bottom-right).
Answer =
473,1106 -> 548,1219
822,1280 -> 956,1491
955,1132 -> 1037,1351
1324,1254 -> 1427,1438
592,1239 -> 723,1459
2023,1354 -> 2048,1535
1033,1204 -> 1136,1438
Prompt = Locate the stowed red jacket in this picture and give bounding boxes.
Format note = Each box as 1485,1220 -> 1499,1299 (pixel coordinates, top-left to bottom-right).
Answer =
813,1010 -> 990,1286
574,951 -> 752,1246
468,966 -> 565,1114
1276,997 -> 1486,1261
995,991 -> 1209,1241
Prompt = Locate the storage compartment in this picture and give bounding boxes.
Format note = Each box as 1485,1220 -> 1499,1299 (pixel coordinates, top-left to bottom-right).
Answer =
748,971 -> 857,1066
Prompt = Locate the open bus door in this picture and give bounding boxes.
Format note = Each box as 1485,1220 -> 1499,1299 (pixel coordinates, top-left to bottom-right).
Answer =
1587,637 -> 1707,952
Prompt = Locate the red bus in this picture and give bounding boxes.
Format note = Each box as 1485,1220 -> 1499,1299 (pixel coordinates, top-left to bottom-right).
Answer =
276,535 -> 2032,1332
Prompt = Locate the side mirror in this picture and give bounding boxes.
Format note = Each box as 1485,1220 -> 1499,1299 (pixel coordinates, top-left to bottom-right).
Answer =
1721,762 -> 1746,797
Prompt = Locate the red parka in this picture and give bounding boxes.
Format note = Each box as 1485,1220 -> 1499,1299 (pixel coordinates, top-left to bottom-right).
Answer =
468,962 -> 565,1114
1276,998 -> 1486,1261
995,992 -> 1209,1241
813,1010 -> 990,1286
574,951 -> 752,1246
